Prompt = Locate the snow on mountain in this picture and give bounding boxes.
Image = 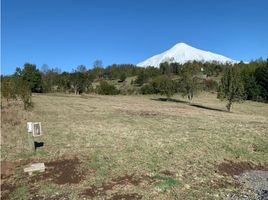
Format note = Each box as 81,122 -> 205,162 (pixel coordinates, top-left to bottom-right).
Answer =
137,43 -> 238,67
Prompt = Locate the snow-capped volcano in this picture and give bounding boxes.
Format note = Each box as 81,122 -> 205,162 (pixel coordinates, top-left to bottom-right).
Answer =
137,43 -> 237,67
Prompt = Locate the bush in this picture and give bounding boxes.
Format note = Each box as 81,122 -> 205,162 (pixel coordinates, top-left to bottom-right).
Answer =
135,71 -> 149,86
203,79 -> 218,92
140,84 -> 158,94
155,75 -> 176,99
140,75 -> 176,98
19,80 -> 33,110
1,76 -> 17,102
119,86 -> 137,95
1,75 -> 32,110
85,84 -> 94,94
96,81 -> 119,95
119,73 -> 127,82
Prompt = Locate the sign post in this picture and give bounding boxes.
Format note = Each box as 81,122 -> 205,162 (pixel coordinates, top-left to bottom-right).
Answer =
25,122 -> 45,175
27,122 -> 42,152
28,130 -> 35,152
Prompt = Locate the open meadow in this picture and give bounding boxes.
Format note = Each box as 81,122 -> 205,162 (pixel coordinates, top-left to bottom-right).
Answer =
1,93 -> 268,199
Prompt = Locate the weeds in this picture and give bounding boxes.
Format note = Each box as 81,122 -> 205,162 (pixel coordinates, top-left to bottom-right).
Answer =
10,185 -> 30,200
39,183 -> 60,198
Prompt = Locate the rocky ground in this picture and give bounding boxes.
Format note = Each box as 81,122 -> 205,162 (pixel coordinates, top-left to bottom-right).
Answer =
225,170 -> 268,200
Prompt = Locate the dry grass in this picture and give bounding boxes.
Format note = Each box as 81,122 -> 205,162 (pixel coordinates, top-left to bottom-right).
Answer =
1,93 -> 268,199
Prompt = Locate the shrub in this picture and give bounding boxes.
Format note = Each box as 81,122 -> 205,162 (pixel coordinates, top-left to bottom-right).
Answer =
1,76 -> 17,102
96,81 -> 119,95
140,84 -> 158,94
154,75 -> 176,99
140,75 -> 176,98
18,80 -> 33,110
119,73 -> 127,82
135,71 -> 149,86
119,85 -> 137,95
1,75 -> 32,110
203,79 -> 218,92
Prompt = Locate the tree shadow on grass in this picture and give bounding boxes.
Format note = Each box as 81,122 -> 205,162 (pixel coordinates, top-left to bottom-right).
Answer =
151,97 -> 228,113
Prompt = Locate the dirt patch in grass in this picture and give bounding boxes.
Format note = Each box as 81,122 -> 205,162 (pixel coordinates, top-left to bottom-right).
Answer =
208,178 -> 241,189
0,182 -> 17,200
1,160 -> 19,179
1,183 -> 39,200
216,160 -> 268,176
80,174 -> 147,198
40,157 -> 84,185
160,170 -> 176,176
1,182 -> 16,191
108,193 -> 143,200
17,157 -> 84,185
1,157 -> 84,199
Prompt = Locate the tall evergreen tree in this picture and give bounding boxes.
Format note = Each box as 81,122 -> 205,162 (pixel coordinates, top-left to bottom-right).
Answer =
21,63 -> 42,92
255,59 -> 268,101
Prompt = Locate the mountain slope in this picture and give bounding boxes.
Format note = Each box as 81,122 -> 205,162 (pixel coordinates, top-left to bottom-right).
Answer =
137,43 -> 238,67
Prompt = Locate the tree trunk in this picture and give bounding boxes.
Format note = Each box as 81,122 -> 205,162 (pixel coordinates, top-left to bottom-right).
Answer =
74,87 -> 78,95
226,101 -> 232,112
24,102 -> 27,110
188,92 -> 193,104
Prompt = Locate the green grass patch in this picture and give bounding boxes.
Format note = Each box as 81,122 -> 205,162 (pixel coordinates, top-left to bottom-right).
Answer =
10,185 -> 30,200
86,152 -> 111,179
152,175 -> 179,190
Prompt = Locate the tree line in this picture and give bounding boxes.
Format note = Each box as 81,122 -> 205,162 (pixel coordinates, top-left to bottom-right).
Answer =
1,59 -> 267,111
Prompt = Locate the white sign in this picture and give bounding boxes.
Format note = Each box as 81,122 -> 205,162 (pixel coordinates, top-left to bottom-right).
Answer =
27,122 -> 33,133
27,122 -> 42,137
24,163 -> 45,175
33,122 -> 42,137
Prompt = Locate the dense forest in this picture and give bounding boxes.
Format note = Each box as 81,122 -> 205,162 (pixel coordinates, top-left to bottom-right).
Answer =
1,59 -> 268,110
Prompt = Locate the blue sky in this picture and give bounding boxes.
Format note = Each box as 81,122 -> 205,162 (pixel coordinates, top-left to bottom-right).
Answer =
1,0 -> 268,74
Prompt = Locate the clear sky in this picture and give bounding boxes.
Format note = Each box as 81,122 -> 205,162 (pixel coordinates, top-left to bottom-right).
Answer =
1,0 -> 268,74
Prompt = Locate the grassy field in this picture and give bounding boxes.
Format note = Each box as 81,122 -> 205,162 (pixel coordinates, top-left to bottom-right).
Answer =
1,93 -> 268,199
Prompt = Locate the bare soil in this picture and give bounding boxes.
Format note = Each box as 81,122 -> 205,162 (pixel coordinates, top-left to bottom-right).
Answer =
160,170 -> 176,176
80,174 -> 149,198
0,157 -> 84,199
1,160 -> 19,178
43,157 -> 84,185
0,182 -> 17,200
217,160 -> 268,176
108,193 -> 143,200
